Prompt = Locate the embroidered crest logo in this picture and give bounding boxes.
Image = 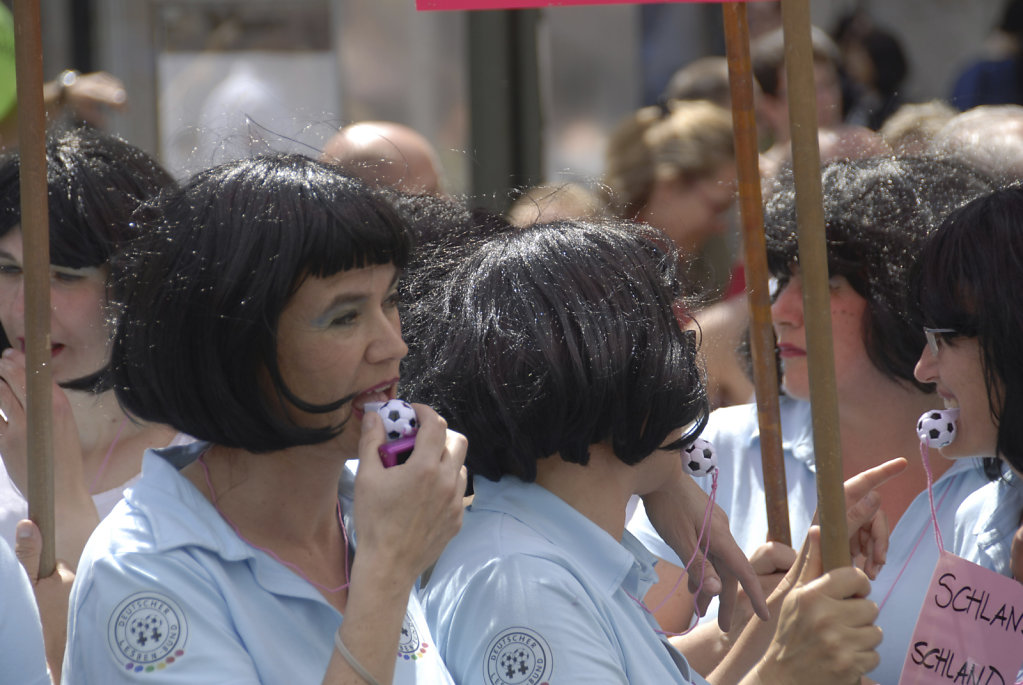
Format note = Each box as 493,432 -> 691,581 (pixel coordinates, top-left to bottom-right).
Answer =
397,610 -> 431,661
484,627 -> 553,685
107,592 -> 188,674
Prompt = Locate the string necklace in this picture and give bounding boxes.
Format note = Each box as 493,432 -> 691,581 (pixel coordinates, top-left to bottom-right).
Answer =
876,440 -> 951,612
197,450 -> 351,594
626,468 -> 720,637
88,417 -> 128,495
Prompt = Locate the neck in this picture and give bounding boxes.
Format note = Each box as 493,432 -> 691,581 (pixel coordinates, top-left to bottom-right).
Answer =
184,441 -> 347,545
185,442 -> 351,608
837,382 -> 953,527
68,389 -> 176,494
534,445 -> 636,540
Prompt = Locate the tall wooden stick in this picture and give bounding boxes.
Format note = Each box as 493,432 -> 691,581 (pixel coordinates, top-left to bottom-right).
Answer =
13,0 -> 55,576
722,1 -> 790,547
779,0 -> 850,573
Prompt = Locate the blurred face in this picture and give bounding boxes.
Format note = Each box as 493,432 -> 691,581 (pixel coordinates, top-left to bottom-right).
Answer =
638,162 -> 737,255
0,228 -> 110,383
771,270 -> 873,401
274,263 -> 408,457
913,334 -> 999,459
766,61 -> 844,137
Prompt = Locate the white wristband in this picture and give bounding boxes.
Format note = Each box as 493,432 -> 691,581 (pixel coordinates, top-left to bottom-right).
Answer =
334,629 -> 383,685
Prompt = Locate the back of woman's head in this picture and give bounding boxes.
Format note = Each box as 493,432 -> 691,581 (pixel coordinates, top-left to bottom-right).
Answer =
766,155 -> 995,391
113,153 -> 410,452
915,185 -> 1023,472
0,126 -> 175,268
403,219 -> 708,482
603,100 -> 734,218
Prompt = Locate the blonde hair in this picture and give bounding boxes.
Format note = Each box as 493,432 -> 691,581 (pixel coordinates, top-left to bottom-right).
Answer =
879,100 -> 957,155
506,182 -> 606,228
603,100 -> 734,218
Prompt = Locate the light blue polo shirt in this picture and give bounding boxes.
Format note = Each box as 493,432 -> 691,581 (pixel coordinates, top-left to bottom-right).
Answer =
953,469 -> 1023,577
626,397 -> 991,684
626,396 -> 818,620
0,535 -> 50,685
63,443 -> 453,684
422,475 -> 709,685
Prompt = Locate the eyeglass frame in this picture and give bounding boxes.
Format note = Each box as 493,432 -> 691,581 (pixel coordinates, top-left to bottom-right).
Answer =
923,327 -> 959,356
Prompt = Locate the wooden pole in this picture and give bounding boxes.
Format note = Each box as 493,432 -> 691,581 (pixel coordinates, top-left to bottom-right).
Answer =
779,0 -> 850,572
722,1 -> 790,547
13,0 -> 55,577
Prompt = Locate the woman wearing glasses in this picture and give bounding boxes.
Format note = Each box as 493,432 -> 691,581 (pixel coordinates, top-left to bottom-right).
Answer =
406,217 -> 899,684
627,155 -> 999,682
912,185 -> 1023,587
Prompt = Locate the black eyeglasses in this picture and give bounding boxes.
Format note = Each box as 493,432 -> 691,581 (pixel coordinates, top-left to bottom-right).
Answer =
923,327 -> 959,356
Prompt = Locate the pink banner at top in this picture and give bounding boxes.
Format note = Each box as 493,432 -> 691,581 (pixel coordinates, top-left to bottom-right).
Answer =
418,0 -> 766,10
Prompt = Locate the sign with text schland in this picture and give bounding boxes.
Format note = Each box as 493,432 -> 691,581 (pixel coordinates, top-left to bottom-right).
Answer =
418,0 -> 771,10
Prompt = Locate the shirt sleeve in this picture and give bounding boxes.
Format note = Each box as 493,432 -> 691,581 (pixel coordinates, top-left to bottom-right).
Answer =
63,550 -> 261,685
436,555 -> 631,685
0,537 -> 50,685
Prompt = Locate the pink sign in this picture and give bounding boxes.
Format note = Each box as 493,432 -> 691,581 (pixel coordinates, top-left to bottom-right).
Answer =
418,0 -> 766,10
900,551 -> 1023,684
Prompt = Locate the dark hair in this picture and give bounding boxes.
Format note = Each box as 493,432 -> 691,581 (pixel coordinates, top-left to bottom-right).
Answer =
381,189 -> 513,358
0,126 -> 175,390
112,153 -> 410,452
0,126 -> 175,269
914,185 -> 1023,475
402,219 -> 708,482
765,156 -> 995,391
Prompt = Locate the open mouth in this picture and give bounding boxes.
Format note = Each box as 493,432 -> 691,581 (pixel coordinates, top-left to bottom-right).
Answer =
351,378 -> 399,420
939,393 -> 960,410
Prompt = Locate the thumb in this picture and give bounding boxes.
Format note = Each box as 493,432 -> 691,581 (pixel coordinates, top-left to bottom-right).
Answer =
797,526 -> 823,586
15,519 -> 42,582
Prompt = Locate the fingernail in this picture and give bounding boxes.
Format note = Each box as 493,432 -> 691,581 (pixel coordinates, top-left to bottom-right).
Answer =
1,348 -> 11,358
16,522 -> 32,538
362,412 -> 378,430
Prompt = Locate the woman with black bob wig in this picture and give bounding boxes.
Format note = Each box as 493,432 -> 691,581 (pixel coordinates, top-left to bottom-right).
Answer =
627,156 -> 994,643
64,153 -> 468,684
410,219 -> 894,684
0,126 -> 181,569
913,185 -> 1023,590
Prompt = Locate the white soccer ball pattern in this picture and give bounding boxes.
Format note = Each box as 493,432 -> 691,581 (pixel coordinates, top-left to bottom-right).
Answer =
916,409 -> 959,448
683,438 -> 717,477
377,399 -> 419,441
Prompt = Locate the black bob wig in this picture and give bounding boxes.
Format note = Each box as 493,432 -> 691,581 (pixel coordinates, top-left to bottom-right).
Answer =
401,218 -> 709,482
112,153 -> 410,452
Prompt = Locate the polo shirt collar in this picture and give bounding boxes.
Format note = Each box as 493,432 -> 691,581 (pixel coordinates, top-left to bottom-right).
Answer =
471,475 -> 659,598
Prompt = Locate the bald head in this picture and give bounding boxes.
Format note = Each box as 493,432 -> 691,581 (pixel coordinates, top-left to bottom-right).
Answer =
322,121 -> 444,195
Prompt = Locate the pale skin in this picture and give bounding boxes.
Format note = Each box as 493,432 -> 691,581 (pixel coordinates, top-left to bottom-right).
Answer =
189,408 -> 466,685
15,519 -> 72,684
650,271 -> 948,661
0,71 -> 128,151
914,333 -> 1023,589
177,264 -> 468,685
0,228 -> 177,567
537,436 -> 902,685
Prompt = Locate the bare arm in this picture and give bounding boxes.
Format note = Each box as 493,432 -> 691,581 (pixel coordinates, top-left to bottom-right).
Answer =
0,351 -> 99,568
322,406 -> 467,685
708,458 -> 907,685
642,473 -> 769,630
